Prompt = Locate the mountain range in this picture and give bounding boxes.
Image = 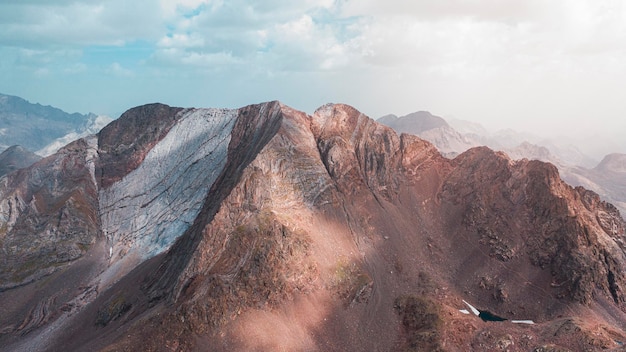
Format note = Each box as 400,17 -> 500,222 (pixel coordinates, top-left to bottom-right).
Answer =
379,111 -> 626,217
0,93 -> 112,157
1,101 -> 626,351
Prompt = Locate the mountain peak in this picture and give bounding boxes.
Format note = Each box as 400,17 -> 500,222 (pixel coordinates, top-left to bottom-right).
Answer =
378,110 -> 448,135
595,153 -> 626,173
2,101 -> 626,351
0,145 -> 41,177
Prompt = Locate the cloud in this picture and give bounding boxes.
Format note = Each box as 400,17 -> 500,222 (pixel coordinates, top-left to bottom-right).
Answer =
106,62 -> 134,77
2,0 -> 626,148
150,0 -> 358,73
0,0 -> 163,48
334,0 -> 626,81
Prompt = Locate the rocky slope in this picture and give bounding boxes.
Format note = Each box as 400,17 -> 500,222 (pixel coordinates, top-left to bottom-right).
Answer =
379,112 -> 626,218
0,145 -> 41,177
560,153 -> 626,217
1,102 -> 626,351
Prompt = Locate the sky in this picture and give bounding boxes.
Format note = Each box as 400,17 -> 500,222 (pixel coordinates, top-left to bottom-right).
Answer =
1,0 -> 625,153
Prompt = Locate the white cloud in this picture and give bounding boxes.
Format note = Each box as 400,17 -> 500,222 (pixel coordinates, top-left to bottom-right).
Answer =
0,0 -> 163,47
157,33 -> 205,49
150,1 -> 358,73
2,0 -> 626,151
107,62 -> 134,77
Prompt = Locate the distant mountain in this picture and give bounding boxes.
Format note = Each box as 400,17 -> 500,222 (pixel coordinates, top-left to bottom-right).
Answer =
36,114 -> 114,156
559,153 -> 626,216
446,116 -> 490,135
596,153 -> 626,173
0,93 -> 101,154
2,102 -> 626,351
504,141 -> 555,163
379,111 -> 626,218
0,145 -> 41,177
378,111 -> 447,135
378,111 -> 477,157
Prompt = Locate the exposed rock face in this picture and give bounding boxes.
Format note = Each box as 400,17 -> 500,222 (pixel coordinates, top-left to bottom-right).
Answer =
442,149 -> 626,311
0,137 -> 99,290
99,107 -> 237,280
0,145 -> 41,177
1,101 -> 626,352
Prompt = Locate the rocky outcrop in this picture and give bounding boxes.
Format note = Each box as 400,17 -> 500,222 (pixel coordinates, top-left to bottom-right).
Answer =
0,137 -> 99,290
1,101 -> 626,352
379,110 -> 626,219
440,148 -> 626,317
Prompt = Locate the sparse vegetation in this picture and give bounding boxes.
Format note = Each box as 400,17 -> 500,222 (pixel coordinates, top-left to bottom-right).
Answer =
95,293 -> 132,327
330,258 -> 373,305
179,210 -> 318,330
394,295 -> 444,352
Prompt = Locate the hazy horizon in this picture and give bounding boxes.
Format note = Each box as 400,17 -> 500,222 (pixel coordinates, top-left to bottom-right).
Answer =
2,0 -> 625,155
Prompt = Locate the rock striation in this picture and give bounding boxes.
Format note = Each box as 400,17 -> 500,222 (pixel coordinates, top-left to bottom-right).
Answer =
0,101 -> 625,351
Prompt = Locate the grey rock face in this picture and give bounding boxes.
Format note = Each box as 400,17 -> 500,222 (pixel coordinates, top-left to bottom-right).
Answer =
99,108 -> 237,283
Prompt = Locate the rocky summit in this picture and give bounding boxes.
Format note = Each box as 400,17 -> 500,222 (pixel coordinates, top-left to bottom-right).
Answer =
1,101 -> 626,351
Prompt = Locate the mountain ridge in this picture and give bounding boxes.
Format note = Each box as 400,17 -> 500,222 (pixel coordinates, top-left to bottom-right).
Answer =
378,110 -> 626,218
0,92 -> 111,156
1,101 -> 626,351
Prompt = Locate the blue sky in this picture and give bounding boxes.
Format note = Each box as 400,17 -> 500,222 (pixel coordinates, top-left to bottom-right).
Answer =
1,0 -> 626,152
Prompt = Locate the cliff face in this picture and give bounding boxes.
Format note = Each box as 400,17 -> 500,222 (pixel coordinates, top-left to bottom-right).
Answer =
1,101 -> 626,351
0,137 -> 99,290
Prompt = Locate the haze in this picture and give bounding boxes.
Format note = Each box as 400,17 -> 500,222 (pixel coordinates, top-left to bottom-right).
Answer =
1,0 -> 625,156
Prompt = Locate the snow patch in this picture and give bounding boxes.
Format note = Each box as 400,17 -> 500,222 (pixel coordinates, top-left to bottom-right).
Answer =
37,115 -> 114,156
462,300 -> 480,316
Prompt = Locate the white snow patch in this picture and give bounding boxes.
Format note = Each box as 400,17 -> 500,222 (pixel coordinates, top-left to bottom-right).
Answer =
37,115 -> 114,156
462,300 -> 480,316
